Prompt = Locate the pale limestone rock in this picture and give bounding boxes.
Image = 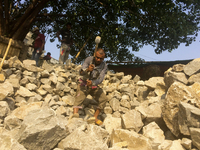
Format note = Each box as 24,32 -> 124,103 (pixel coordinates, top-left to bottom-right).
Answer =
133,74 -> 140,83
62,95 -> 75,106
63,86 -> 71,92
121,75 -> 132,84
162,82 -> 200,137
28,94 -> 42,102
121,109 -> 143,132
0,101 -> 10,119
181,138 -> 192,150
41,70 -> 49,78
20,77 -> 29,85
113,91 -> 122,100
58,124 -> 109,150
119,106 -> 129,113
0,73 -> 5,82
143,122 -> 165,150
110,129 -> 152,150
57,76 -> 66,83
3,68 -> 12,77
16,106 -> 68,150
104,83 -> 118,93
136,81 -> 145,86
121,95 -> 130,101
170,140 -> 185,150
9,71 -> 22,80
0,80 -> 14,97
154,82 -> 166,96
4,115 -> 22,130
104,115 -> 122,134
120,99 -> 131,109
158,140 -> 172,150
23,70 -> 35,77
49,72 -> 58,84
40,78 -> 51,85
104,106 -> 113,114
184,58 -> 200,76
135,85 -> 149,102
66,118 -> 86,133
41,84 -> 53,93
26,76 -> 38,84
44,94 -> 53,103
15,86 -> 34,97
55,82 -> 65,91
145,77 -> 164,89
135,98 -> 165,129
189,127 -> 200,150
190,82 -> 200,97
188,73 -> 200,85
70,82 -> 77,89
4,97 -> 15,111
112,141 -> 128,149
0,93 -> 6,101
36,88 -> 47,96
178,102 -> 200,136
0,134 -> 26,150
25,83 -> 37,91
110,98 -> 120,112
10,102 -> 43,120
117,84 -> 129,91
164,68 -> 188,89
23,59 -> 44,72
116,72 -> 124,80
41,60 -> 54,72
172,64 -> 185,72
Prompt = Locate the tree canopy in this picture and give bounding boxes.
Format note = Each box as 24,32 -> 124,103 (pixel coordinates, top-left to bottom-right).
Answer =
0,0 -> 200,63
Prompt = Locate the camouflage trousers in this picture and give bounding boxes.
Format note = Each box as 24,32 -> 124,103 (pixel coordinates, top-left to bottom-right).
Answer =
73,84 -> 107,110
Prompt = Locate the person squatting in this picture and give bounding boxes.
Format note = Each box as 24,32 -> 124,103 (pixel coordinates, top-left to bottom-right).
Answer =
71,48 -> 108,126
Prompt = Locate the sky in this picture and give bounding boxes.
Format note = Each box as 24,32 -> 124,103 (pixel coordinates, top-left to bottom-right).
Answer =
45,35 -> 200,62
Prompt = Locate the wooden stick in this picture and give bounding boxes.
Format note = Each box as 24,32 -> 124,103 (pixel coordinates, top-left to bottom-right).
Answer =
93,36 -> 101,57
0,38 -> 13,72
73,32 -> 93,63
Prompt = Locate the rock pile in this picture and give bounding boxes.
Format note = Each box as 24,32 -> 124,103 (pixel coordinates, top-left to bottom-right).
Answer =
0,56 -> 200,150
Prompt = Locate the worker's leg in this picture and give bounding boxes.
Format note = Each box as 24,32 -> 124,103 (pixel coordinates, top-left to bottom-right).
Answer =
59,43 -> 67,64
90,87 -> 107,125
73,85 -> 88,114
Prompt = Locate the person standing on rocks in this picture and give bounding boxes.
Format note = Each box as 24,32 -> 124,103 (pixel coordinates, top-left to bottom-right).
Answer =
56,22 -> 73,66
31,27 -> 45,67
72,48 -> 108,126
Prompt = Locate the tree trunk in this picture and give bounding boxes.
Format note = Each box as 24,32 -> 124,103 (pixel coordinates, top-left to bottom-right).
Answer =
11,0 -> 50,41
0,0 -> 5,35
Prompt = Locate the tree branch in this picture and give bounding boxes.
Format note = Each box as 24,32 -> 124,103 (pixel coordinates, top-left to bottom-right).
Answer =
0,0 -> 4,35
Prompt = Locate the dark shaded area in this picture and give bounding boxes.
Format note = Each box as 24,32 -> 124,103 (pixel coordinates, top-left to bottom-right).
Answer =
107,59 -> 192,80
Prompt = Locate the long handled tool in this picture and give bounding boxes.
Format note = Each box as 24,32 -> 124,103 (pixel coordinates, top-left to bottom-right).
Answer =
94,36 -> 101,56
72,32 -> 93,63
0,38 -> 13,72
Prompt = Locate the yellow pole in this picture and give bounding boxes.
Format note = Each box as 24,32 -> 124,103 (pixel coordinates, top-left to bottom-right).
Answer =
73,32 -> 93,63
0,38 -> 13,72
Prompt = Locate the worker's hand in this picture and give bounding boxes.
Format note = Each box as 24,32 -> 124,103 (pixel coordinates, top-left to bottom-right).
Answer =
86,79 -> 92,87
87,64 -> 94,72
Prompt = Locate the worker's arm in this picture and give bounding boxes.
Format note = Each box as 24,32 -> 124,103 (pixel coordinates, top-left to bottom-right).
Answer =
56,31 -> 61,41
39,34 -> 45,53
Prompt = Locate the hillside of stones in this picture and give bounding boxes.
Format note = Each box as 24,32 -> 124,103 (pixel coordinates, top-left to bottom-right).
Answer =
0,56 -> 200,150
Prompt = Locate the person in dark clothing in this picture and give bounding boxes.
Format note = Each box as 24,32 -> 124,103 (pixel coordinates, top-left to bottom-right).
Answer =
56,22 -> 73,65
43,52 -> 51,61
31,27 -> 45,67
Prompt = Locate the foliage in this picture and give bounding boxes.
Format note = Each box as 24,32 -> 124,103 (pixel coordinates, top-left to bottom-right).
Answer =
0,0 -> 200,63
